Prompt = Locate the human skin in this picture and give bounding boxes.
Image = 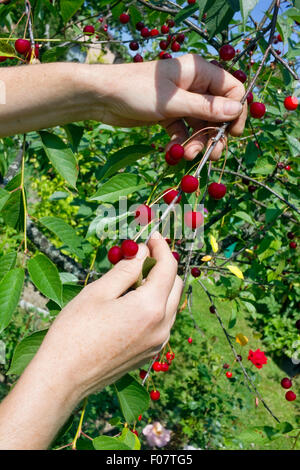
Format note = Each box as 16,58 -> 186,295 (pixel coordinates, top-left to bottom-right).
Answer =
0,234 -> 183,449
0,54 -> 247,160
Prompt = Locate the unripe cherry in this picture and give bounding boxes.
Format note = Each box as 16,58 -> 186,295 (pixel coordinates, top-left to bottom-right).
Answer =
191,267 -> 200,278
250,102 -> 266,119
121,239 -> 139,259
181,175 -> 199,193
150,390 -> 160,401
208,182 -> 227,200
163,188 -> 181,205
219,44 -> 235,61
284,96 -> 298,111
135,204 -> 154,225
83,25 -> 95,35
184,211 -> 204,229
285,390 -> 296,401
169,143 -> 184,160
281,377 -> 292,389
108,245 -> 123,264
119,13 -> 130,24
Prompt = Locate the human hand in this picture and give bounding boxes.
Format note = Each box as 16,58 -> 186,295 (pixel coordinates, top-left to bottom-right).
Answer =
89,54 -> 247,160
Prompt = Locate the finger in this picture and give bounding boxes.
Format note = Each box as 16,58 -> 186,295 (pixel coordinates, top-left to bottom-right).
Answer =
228,101 -> 248,136
88,244 -> 149,300
165,275 -> 183,329
183,118 -> 227,161
162,118 -> 189,145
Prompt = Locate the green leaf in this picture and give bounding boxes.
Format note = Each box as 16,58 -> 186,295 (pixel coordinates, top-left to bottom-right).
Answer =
7,329 -> 48,375
119,428 -> 141,450
286,134 -> 300,157
134,256 -> 157,288
41,45 -> 69,62
205,0 -> 237,38
114,374 -> 150,424
234,211 -> 255,225
1,189 -> 25,230
239,0 -> 259,27
228,301 -> 238,329
0,252 -> 17,282
60,0 -> 85,22
91,173 -> 148,202
39,131 -> 78,188
0,40 -> 16,58
96,145 -> 153,181
174,4 -> 198,24
40,216 -> 91,258
27,254 -> 63,306
63,123 -> 84,153
0,268 -> 24,333
0,188 -> 10,212
93,436 -> 131,450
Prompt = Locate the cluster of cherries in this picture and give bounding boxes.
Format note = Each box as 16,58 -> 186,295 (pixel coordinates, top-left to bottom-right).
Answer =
280,377 -> 297,402
0,38 -> 39,63
139,351 -> 176,401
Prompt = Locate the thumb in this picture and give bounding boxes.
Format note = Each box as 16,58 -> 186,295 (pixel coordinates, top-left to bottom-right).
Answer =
92,243 -> 149,300
167,88 -> 243,122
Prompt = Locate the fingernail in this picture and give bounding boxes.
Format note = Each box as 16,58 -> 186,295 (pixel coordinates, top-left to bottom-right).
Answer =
136,244 -> 148,259
151,231 -> 162,240
223,100 -> 242,116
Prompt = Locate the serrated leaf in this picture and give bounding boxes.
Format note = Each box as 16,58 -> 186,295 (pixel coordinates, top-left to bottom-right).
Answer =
119,427 -> 141,450
0,252 -> 17,282
286,134 -> 300,157
93,436 -> 131,450
39,131 -> 78,188
0,268 -> 24,333
0,188 -> 10,212
239,0 -> 259,27
227,265 -> 244,280
114,374 -> 150,424
234,211 -> 255,225
27,254 -> 63,306
7,329 -> 48,375
60,0 -> 85,23
0,40 -> 16,57
174,4 -> 198,24
90,173 -> 148,202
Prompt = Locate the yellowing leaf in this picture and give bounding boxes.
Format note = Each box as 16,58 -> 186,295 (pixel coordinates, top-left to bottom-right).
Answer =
201,255 -> 212,262
236,333 -> 248,346
209,235 -> 218,253
227,265 -> 244,280
245,249 -> 254,254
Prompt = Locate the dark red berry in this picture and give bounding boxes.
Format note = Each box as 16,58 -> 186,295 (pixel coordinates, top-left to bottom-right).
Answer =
171,41 -> 181,52
172,251 -> 180,262
191,267 -> 200,278
120,13 -> 130,24
163,188 -> 181,205
121,239 -> 139,259
161,52 -> 172,59
159,40 -> 168,50
184,211 -> 204,229
133,54 -> 143,62
188,0 -> 196,3
237,355 -> 242,362
166,19 -> 175,27
161,362 -> 169,372
15,38 -> 31,55
208,182 -> 227,200
141,27 -> 150,38
281,377 -> 292,389
0,56 -> 7,62
285,390 -> 296,401
169,143 -> 184,160
295,320 -> 300,330
210,59 -> 223,68
289,241 -> 297,249
161,25 -> 169,34
135,204 -> 154,225
152,361 -> 162,372
210,306 -> 216,313
223,363 -> 230,369
165,151 -> 178,165
233,69 -> 247,83
246,92 -> 254,104
136,21 -> 145,31
108,246 -> 123,264
250,102 -> 266,119
181,175 -> 198,193
284,96 -> 298,111
83,25 -> 95,35
219,44 -> 235,61
176,33 -> 185,43
248,185 -> 257,193
287,232 -> 295,240
129,41 -> 139,51
131,429 -> 138,436
139,369 -> 147,379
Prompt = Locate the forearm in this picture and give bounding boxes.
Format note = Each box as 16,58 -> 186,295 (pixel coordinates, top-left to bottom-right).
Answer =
0,62 -> 109,137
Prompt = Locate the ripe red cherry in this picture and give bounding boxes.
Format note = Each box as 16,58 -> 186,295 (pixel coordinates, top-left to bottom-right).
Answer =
181,175 -> 199,193
281,377 -> 292,389
169,143 -> 184,160
210,59 -> 223,68
163,188 -> 181,205
150,390 -> 160,401
167,19 -> 175,27
172,251 -> 180,262
285,391 -> 296,402
250,102 -> 266,118
246,92 -> 254,104
248,185 -> 256,193
226,371 -> 233,378
287,232 -> 295,239
165,151 -> 178,165
159,40 -> 168,50
233,69 -> 247,83
15,38 -> 31,55
184,211 -> 204,229
176,33 -> 185,43
277,33 -> 283,42
285,165 -> 291,171
161,52 -> 172,59
161,362 -> 169,372
171,41 -> 181,52
166,351 -> 175,361
0,56 -> 7,62
108,245 -> 123,264
188,0 -> 196,3
208,182 -> 227,200
284,96 -> 298,111
191,267 -> 200,278
219,44 -> 235,61
139,369 -> 147,379
120,13 -> 130,24
83,25 -> 95,35
129,41 -> 139,51
135,204 -> 154,225
131,429 -> 138,436
152,361 -> 162,372
133,54 -> 143,62
289,241 -> 297,249
136,21 -> 144,31
121,239 -> 139,259
141,27 -> 150,38
161,25 -> 169,34
150,28 -> 159,37
210,306 -> 216,314
188,337 -> 193,343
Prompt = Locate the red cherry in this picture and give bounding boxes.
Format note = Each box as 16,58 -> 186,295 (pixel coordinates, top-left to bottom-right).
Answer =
277,33 -> 283,42
0,56 -> 7,62
141,27 -> 150,38
163,188 -> 181,205
171,41 -> 181,52
161,52 -> 172,59
129,41 -> 139,51
138,414 -> 142,421
135,204 -> 154,225
161,362 -> 169,372
287,232 -> 295,240
139,369 -> 147,379
161,25 -> 169,34
133,54 -> 143,62
136,21 -> 145,31
210,59 -> 223,68
150,28 -> 159,37
150,390 -> 160,401
167,19 -> 175,27
188,337 -> 193,343
159,40 -> 168,50
184,211 -> 204,229
152,361 -> 162,372
131,429 -> 138,436
281,377 -> 292,389
284,96 -> 298,111
121,239 -> 139,259
181,175 -> 199,193
176,33 -> 185,44
165,151 -> 178,165
209,306 -> 216,313
250,102 -> 266,118
285,165 -> 291,171
169,143 -> 184,160
246,92 -> 254,104
289,241 -> 297,249
219,44 -> 235,61
248,185 -> 257,193
107,246 -> 123,264
83,25 -> 95,35
226,371 -> 233,378
188,0 -> 196,3
15,38 -> 31,55
166,352 -> 175,361
120,13 -> 130,24
208,182 -> 227,200
233,69 -> 247,83
285,391 -> 296,402
172,251 -> 180,262
191,267 -> 200,278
